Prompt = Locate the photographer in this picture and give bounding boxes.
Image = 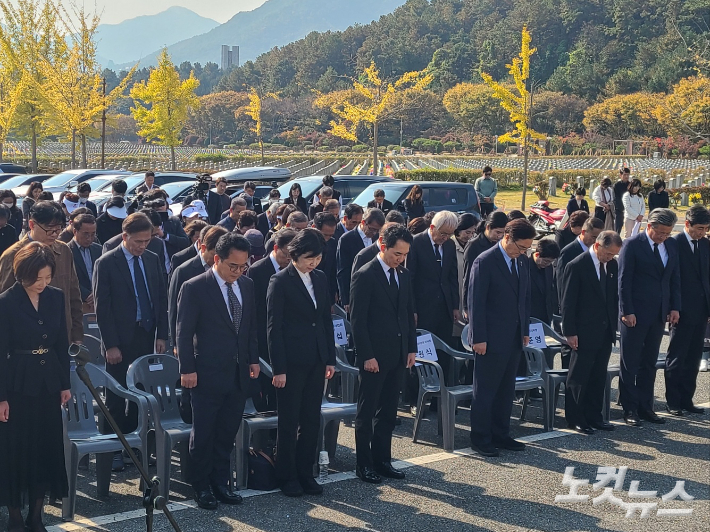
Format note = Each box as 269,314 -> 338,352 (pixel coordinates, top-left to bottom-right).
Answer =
206,176 -> 230,224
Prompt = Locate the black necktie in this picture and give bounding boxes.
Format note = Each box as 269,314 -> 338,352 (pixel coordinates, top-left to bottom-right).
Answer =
388,267 -> 398,290
511,258 -> 519,286
434,245 -> 442,269
599,262 -> 606,299
133,256 -> 153,332
692,239 -> 701,269
653,243 -> 664,269
226,283 -> 242,337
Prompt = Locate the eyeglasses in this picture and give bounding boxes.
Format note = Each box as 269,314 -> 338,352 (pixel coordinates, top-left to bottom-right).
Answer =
437,229 -> 454,238
513,240 -> 531,253
226,262 -> 249,273
35,223 -> 62,236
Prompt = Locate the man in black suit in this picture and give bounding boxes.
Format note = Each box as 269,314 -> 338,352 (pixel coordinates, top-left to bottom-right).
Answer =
555,210 -> 589,252
170,225 -> 204,273
257,202 -> 279,238
468,219 -> 535,457
614,167 -> 631,234
528,239 -> 559,324
308,186 -> 333,220
367,189 -> 393,215
408,211 -> 460,347
336,208 -> 385,312
177,233 -> 260,509
68,213 -> 102,314
665,205 -> 710,415
352,222 -> 400,273
169,226 -> 228,349
240,181 -> 263,215
77,182 -> 98,217
333,203 -> 364,243
135,171 -> 158,195
313,212 -> 339,303
144,191 -> 190,258
206,177 -> 232,225
350,224 -> 416,484
561,231 -> 621,434
618,208 -> 681,426
93,213 -> 168,470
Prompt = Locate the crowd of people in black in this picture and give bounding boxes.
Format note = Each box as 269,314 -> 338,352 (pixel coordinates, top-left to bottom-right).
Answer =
0,168 -> 707,529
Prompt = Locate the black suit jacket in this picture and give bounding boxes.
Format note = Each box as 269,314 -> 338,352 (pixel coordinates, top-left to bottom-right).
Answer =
618,231 -> 681,324
247,255 -> 278,362
468,245 -> 531,354
169,254 -> 208,346
350,258 -> 417,370
170,243 -> 198,273
284,196 -> 308,215
561,251 -> 619,348
673,232 -> 710,321
162,216 -> 189,257
462,233 -> 494,308
308,203 -> 325,220
103,234 -> 169,280
93,245 -> 168,351
555,238 -> 585,303
367,199 -> 393,214
83,200 -> 98,217
528,257 -> 556,324
67,239 -> 102,301
352,242 -> 379,274
95,213 -> 123,244
316,237 -> 338,304
555,226 -> 577,251
206,191 -> 230,225
333,222 -> 346,243
336,229 -> 366,307
566,198 -> 589,216
266,263 -> 336,375
256,212 -> 273,239
408,231 -> 459,318
177,270 -> 258,394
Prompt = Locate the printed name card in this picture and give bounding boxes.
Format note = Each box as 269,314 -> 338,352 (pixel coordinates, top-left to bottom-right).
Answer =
416,333 -> 438,361
528,323 -> 548,349
333,319 -> 348,346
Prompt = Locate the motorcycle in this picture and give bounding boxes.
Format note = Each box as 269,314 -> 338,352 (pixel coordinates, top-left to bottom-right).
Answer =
528,200 -> 567,237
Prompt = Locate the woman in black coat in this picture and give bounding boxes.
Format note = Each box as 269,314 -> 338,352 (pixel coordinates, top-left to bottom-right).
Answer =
0,242 -> 71,532
565,187 -> 590,216
647,179 -> 670,212
403,184 -> 425,221
0,190 -> 24,238
266,229 -> 335,497
283,182 -> 309,215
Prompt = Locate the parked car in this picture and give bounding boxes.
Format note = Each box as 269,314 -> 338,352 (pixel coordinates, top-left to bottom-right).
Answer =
2,174 -> 53,191
274,175 -> 395,206
0,174 -> 22,185
210,166 -> 292,184
91,173 -> 200,210
351,181 -> 481,218
67,174 -> 133,194
22,169 -> 132,198
0,163 -> 27,174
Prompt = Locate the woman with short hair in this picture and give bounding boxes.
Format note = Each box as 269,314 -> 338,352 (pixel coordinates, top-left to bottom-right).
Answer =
622,178 -> 645,238
283,182 -> 309,215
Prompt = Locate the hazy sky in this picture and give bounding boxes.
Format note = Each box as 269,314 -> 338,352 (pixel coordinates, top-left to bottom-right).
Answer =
36,1 -> 268,25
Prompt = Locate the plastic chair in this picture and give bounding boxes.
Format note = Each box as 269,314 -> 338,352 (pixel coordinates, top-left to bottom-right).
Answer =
517,347 -> 553,431
334,345 -> 359,404
416,329 -> 469,387
126,354 -> 191,500
62,363 -> 149,521
82,334 -> 105,368
331,314 -> 356,365
83,313 -> 100,339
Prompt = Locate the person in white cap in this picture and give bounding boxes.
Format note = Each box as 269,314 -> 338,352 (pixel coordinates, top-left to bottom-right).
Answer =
181,200 -> 209,222
96,197 -> 128,244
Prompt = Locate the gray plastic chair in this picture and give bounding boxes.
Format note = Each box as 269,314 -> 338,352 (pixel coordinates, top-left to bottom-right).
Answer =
83,313 -> 100,339
334,345 -> 359,404
320,346 -> 358,461
82,334 -> 105,368
62,363 -> 149,521
331,314 -> 356,366
126,354 -> 191,500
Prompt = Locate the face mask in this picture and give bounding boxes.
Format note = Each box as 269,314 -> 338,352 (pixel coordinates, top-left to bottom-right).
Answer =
79,197 -> 88,204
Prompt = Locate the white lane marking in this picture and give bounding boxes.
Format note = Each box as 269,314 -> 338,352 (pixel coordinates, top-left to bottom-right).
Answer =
47,402 -> 710,531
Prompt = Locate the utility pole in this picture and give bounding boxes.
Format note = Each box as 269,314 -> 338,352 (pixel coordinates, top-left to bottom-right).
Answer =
400,116 -> 403,148
101,77 -> 107,169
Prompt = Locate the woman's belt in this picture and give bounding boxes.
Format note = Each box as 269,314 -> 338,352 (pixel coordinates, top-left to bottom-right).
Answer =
12,348 -> 50,355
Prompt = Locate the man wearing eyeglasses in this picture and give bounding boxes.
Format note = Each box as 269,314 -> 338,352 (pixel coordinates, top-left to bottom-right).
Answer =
0,201 -> 84,344
177,232 -> 260,510
474,166 -> 497,217
467,218 -> 535,457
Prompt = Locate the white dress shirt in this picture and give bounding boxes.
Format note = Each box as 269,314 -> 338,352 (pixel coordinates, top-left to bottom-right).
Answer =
577,235 -> 589,252
357,225 -> 372,247
296,266 -> 317,308
213,267 -> 242,319
269,252 -> 281,272
428,229 -> 443,261
647,234 -> 668,266
377,254 -> 399,287
589,247 -> 602,280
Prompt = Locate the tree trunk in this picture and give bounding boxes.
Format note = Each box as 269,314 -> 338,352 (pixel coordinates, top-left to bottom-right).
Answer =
0,141 -> 4,164
31,125 -> 37,172
521,135 -> 529,211
372,120 -> 379,176
170,145 -> 176,171
71,130 -> 76,169
260,137 -> 265,166
81,134 -> 87,168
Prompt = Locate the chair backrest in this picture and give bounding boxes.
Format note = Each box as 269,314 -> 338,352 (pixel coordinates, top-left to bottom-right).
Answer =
522,347 -> 544,378
64,362 -> 103,439
461,324 -> 472,352
126,354 -> 182,424
332,304 -> 347,320
83,313 -> 100,338
334,345 -> 357,372
331,314 -> 354,348
82,334 -> 104,367
414,360 -> 443,393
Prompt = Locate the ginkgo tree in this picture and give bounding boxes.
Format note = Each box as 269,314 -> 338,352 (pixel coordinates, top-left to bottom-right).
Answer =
130,49 -> 200,170
240,87 -> 279,165
0,63 -> 25,163
481,25 -> 546,209
315,62 -> 433,175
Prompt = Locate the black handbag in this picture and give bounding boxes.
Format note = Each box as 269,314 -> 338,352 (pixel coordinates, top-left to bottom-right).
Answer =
247,449 -> 279,491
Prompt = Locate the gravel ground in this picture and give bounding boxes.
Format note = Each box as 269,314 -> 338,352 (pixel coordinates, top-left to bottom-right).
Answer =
3,337 -> 708,532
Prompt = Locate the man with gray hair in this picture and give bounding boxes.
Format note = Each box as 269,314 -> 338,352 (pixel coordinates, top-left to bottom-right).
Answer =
561,230 -> 622,434
217,197 -> 247,232
618,207 -> 681,427
408,210 -> 460,357
257,201 -> 281,238
308,186 -> 334,220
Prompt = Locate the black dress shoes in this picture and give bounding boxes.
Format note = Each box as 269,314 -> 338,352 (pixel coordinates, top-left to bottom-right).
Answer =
356,466 -> 382,484
194,489 -> 218,510
569,425 -> 595,435
281,479 -> 304,497
375,462 -> 406,479
212,485 -> 243,505
299,476 -> 324,495
590,422 -> 615,431
470,443 -> 499,457
493,437 -> 526,451
639,410 -> 665,424
666,406 -> 684,416
624,411 -> 642,426
682,404 -> 705,414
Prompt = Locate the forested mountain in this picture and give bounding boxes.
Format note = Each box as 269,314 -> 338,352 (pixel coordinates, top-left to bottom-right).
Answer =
217,0 -> 705,102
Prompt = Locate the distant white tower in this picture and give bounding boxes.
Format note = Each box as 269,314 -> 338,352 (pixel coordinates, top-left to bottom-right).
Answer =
221,45 -> 239,71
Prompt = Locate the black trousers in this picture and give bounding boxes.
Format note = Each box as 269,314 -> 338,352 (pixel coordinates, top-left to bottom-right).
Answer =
565,341 -> 612,427
614,208 -> 624,234
665,317 -> 707,408
470,348 -> 520,447
355,364 -> 404,469
189,383 -> 246,491
594,207 -> 606,223
104,325 -> 155,435
480,202 -> 495,217
619,318 -> 664,414
275,363 -> 325,482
